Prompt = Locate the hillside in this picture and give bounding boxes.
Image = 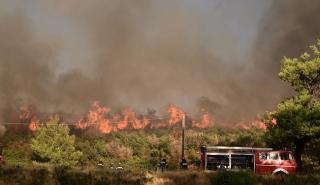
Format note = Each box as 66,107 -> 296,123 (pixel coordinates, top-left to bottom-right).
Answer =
1,126 -> 265,170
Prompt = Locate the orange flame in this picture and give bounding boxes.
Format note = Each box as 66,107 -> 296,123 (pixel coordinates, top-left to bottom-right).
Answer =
193,111 -> 214,128
19,105 -> 39,131
17,102 -> 220,133
167,105 -> 185,127
29,117 -> 39,131
76,101 -> 114,133
76,102 -> 151,133
117,108 -> 150,130
236,116 -> 267,130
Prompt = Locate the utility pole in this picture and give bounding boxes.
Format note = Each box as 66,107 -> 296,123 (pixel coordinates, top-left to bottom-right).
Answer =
181,114 -> 185,160
180,114 -> 188,169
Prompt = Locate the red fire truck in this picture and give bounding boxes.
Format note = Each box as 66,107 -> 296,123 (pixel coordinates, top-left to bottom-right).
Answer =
200,146 -> 297,175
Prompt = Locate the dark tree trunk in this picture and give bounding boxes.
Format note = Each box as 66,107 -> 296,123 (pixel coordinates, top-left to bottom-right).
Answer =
293,150 -> 302,171
293,141 -> 305,172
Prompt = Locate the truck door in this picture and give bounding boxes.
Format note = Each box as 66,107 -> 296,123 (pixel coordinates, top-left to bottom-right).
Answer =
256,151 -> 280,174
268,152 -> 281,173
279,152 -> 297,174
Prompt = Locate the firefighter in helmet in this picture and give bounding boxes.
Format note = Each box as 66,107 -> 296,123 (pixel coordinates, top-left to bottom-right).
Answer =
159,159 -> 168,172
180,158 -> 188,169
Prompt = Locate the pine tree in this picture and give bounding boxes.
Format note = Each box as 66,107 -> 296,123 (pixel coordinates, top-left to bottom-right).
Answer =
264,40 -> 320,171
31,117 -> 82,167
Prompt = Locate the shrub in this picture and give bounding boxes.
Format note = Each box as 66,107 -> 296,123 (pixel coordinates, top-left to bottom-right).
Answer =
210,171 -> 254,185
30,118 -> 82,167
106,141 -> 133,161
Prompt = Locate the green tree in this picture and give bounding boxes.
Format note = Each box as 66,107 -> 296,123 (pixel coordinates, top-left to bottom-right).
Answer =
31,118 -> 82,167
279,40 -> 320,99
264,40 -> 320,170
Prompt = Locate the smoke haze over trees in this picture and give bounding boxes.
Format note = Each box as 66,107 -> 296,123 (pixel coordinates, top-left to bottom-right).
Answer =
0,0 -> 320,124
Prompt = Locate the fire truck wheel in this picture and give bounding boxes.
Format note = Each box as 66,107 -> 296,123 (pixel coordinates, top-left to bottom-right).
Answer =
274,171 -> 287,181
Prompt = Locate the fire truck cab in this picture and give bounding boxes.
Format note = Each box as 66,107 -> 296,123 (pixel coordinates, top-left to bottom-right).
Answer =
200,146 -> 297,175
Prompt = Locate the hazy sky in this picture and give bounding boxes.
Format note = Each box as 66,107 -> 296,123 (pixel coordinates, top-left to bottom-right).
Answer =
0,0 -> 319,123
1,0 -> 270,71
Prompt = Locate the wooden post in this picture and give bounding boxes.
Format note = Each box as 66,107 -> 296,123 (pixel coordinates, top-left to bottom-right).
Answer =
181,114 -> 185,160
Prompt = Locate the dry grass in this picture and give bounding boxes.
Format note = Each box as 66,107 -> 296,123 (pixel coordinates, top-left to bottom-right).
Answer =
147,171 -> 320,185
147,171 -> 211,185
0,166 -> 319,185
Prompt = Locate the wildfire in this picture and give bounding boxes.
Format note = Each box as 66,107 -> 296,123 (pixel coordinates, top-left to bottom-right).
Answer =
236,116 -> 267,130
28,117 -> 40,131
76,102 -> 151,133
19,105 -> 39,131
75,101 -> 113,133
19,102 -> 216,133
116,108 -> 150,130
19,102 -> 272,133
193,111 -> 214,128
167,105 -> 185,127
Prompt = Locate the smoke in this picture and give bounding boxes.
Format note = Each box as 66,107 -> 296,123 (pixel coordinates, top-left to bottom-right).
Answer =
0,13 -> 56,121
0,124 -> 5,137
249,0 -> 320,117
0,0 -> 319,124
255,0 -> 320,73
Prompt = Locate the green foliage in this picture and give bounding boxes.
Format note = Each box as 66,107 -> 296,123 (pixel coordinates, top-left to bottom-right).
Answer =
57,168 -> 147,185
185,148 -> 201,168
0,166 -> 147,185
76,139 -> 106,165
210,171 -> 254,185
1,166 -> 320,185
305,138 -> 320,166
265,92 -> 320,147
2,125 -> 266,170
265,39 -> 320,170
77,128 -> 265,170
279,40 -> 320,97
0,166 -> 50,185
3,148 -> 30,165
3,139 -> 32,165
30,118 -> 82,167
126,132 -> 149,156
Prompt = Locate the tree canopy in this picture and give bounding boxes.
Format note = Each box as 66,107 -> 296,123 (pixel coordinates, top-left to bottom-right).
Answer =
265,40 -> 320,170
279,40 -> 320,99
30,118 -> 82,167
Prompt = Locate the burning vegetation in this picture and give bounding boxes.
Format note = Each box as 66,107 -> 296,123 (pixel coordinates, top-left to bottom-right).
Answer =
16,101 -> 268,133
22,101 -> 217,133
19,105 -> 40,132
75,101 -> 151,133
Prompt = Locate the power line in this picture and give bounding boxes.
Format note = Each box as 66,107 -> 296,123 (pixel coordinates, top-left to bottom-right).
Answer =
0,115 -> 180,125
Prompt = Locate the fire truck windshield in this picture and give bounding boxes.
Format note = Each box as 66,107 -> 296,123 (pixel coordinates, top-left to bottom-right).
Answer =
280,152 -> 294,161
269,152 -> 279,160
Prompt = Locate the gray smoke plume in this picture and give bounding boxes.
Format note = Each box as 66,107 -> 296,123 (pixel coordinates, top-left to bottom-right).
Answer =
249,0 -> 320,118
0,124 -> 5,137
0,0 -> 319,124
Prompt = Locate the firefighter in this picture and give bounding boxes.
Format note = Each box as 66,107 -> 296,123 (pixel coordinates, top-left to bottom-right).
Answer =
180,158 -> 188,169
97,160 -> 104,168
159,159 -> 168,172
